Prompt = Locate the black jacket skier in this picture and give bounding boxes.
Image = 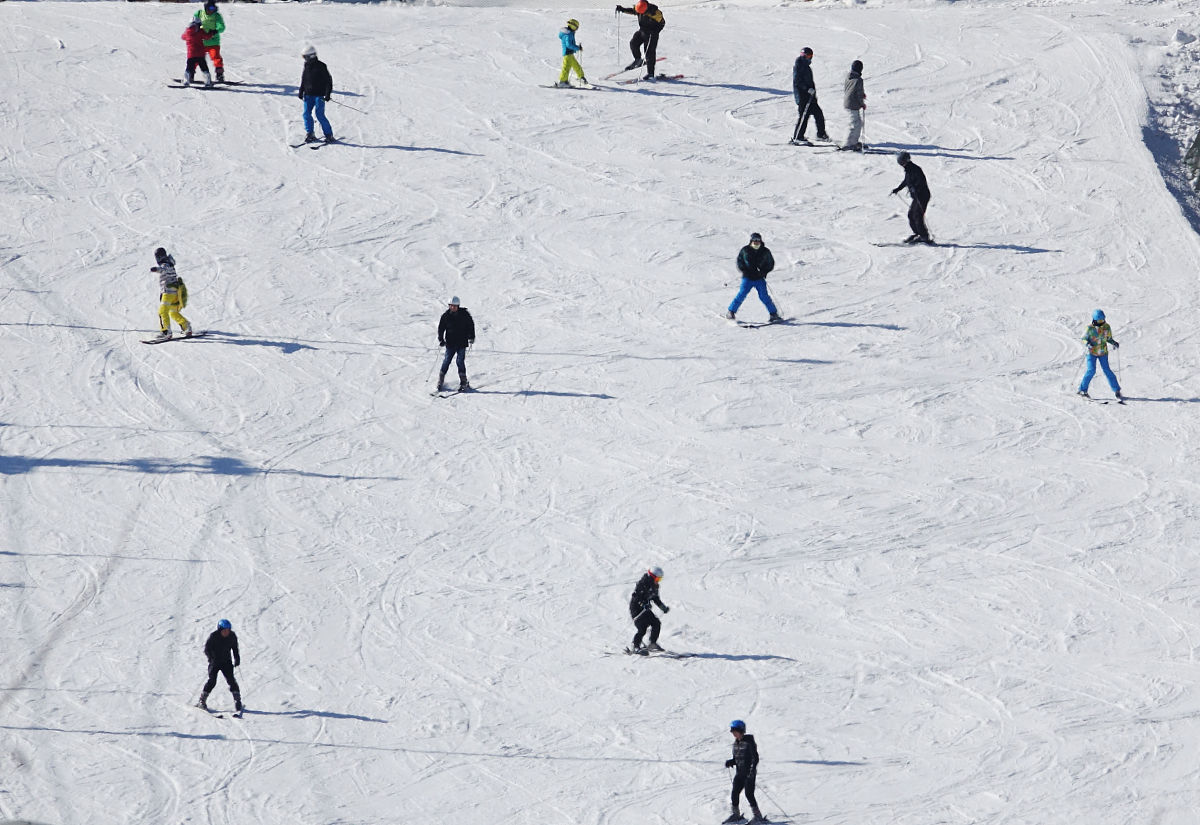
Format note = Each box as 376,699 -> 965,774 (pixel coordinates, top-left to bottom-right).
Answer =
198,620 -> 242,713
437,299 -> 476,391
615,1 -> 665,78
736,242 -> 775,281
891,152 -> 932,242
629,567 -> 669,651
299,55 -> 333,99
724,722 -> 763,823
791,48 -> 827,142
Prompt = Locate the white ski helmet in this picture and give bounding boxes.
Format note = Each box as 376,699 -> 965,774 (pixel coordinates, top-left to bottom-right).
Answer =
302,45 -> 318,59
648,566 -> 663,580
448,296 -> 461,306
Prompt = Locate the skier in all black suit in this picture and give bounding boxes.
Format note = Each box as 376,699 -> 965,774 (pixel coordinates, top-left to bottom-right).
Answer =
724,720 -> 765,824
197,618 -> 242,712
615,0 -> 665,80
890,151 -> 932,244
629,566 -> 669,652
791,47 -> 829,144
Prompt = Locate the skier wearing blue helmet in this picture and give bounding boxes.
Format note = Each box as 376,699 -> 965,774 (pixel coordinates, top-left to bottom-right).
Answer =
197,618 -> 243,713
1077,309 -> 1122,401
723,719 -> 764,823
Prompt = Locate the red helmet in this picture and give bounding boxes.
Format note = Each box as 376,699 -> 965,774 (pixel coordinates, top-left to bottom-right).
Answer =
635,0 -> 649,12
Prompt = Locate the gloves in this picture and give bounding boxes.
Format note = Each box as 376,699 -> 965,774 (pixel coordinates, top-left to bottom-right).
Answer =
725,759 -> 736,768
151,266 -> 159,272
615,4 -> 624,9
891,187 -> 902,195
298,92 -> 304,99
438,340 -> 445,347
324,94 -> 331,102
468,339 -> 475,347
662,605 -> 670,613
808,88 -> 815,96
1110,341 -> 1119,348
577,44 -> 583,51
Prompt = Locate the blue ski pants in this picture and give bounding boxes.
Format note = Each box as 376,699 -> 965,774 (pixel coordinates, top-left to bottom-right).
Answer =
303,96 -> 333,137
728,278 -> 777,316
1079,353 -> 1120,394
440,345 -> 468,380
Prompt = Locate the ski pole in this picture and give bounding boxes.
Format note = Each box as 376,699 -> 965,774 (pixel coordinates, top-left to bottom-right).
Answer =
616,9 -> 621,70
758,782 -> 794,825
426,348 -> 443,386
331,98 -> 367,115
794,96 -> 813,143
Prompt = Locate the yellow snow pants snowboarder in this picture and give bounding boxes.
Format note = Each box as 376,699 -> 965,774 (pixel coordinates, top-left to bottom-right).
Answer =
159,287 -> 190,334
559,54 -> 585,84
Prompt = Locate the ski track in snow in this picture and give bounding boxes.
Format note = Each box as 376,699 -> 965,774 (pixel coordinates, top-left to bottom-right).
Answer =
4,1 -> 1200,824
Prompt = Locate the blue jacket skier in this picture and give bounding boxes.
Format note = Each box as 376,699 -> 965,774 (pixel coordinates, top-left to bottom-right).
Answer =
554,19 -> 586,87
1078,309 -> 1122,400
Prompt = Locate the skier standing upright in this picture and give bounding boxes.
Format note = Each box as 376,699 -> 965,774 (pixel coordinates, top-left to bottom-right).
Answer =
838,59 -> 867,152
437,296 -> 476,392
1077,309 -> 1122,400
554,18 -> 587,88
629,566 -> 669,652
180,20 -> 213,88
299,45 -> 335,144
725,233 -> 781,323
890,151 -> 932,244
615,1 -> 665,80
192,1 -> 227,83
197,618 -> 243,713
790,47 -> 829,145
724,720 -> 765,824
151,247 -> 192,340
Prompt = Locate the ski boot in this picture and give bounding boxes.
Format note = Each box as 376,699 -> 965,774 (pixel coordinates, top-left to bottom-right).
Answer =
324,134 -> 337,144
624,58 -> 644,71
203,72 -> 214,89
458,380 -> 471,392
769,313 -> 783,323
156,330 -> 172,341
234,697 -> 244,713
554,80 -> 572,88
642,74 -> 656,82
1115,391 -> 1124,401
1077,390 -> 1090,398
304,132 -> 319,144
645,641 -> 664,652
196,690 -> 210,711
816,132 -> 831,141
749,808 -> 768,824
722,809 -> 745,824
903,234 -> 920,244
181,325 -> 193,339
578,76 -> 588,86
216,68 -> 225,83
725,310 -> 736,320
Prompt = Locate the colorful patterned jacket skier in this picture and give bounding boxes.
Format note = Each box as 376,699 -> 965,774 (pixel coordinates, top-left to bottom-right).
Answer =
1082,320 -> 1117,356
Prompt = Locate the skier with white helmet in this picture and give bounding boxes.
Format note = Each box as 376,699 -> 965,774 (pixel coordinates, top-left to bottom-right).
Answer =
298,45 -> 335,144
436,296 -> 476,392
197,618 -> 242,714
628,566 -> 669,653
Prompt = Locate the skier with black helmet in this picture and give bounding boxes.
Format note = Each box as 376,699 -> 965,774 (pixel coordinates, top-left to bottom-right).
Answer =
838,59 -> 867,152
628,566 -> 670,653
299,45 -> 335,144
197,618 -> 242,714
725,232 -> 781,323
554,18 -> 587,88
724,720 -> 765,823
890,151 -> 932,244
615,0 -> 665,80
790,47 -> 829,145
149,247 -> 192,342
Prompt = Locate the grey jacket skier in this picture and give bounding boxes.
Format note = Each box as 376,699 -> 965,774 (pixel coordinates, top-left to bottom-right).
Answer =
839,60 -> 866,151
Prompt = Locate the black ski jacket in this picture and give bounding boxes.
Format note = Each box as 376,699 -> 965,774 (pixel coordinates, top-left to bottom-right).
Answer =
793,56 -> 816,107
892,161 -> 931,206
438,307 -> 476,349
299,59 -> 333,98
204,630 -> 240,667
736,244 -> 775,281
728,734 -> 759,776
616,3 -> 665,33
629,572 -> 667,618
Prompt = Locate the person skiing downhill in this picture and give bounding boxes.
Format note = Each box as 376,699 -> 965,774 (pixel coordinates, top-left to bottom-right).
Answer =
299,45 -> 335,144
724,720 -> 765,824
725,233 -> 781,323
197,618 -> 243,713
554,18 -> 587,88
437,296 -> 476,392
890,151 -> 932,244
180,20 -> 214,88
1077,309 -> 1122,400
192,0 -> 227,83
838,59 -> 867,152
790,47 -> 829,145
629,566 -> 670,652
151,247 -> 192,340
615,0 -> 665,80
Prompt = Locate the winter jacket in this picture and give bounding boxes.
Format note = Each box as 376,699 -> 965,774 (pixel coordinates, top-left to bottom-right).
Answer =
193,9 -> 225,47
559,28 -> 581,56
1083,321 -> 1118,356
438,307 -> 476,349
616,3 -> 665,33
843,71 -> 865,110
728,734 -> 759,776
299,59 -> 333,99
793,56 -> 816,107
204,630 -> 240,668
736,244 -> 775,281
892,161 -> 931,206
152,256 -> 181,291
629,572 -> 667,618
182,25 -> 206,59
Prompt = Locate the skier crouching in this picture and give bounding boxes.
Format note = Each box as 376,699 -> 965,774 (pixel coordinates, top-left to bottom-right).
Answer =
629,565 -> 669,652
724,720 -> 765,823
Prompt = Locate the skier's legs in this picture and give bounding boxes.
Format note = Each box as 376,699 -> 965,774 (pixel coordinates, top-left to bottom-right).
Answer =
1079,354 -> 1097,392
205,45 -> 223,72
728,279 -> 754,314
313,98 -> 333,138
846,109 -> 863,146
751,281 -> 777,316
742,774 -> 758,810
632,612 -> 653,647
303,96 -> 317,134
646,612 -> 662,644
202,662 -> 221,694
731,774 -> 746,808
454,346 -> 468,383
440,347 -> 456,376
644,30 -> 659,75
560,54 -> 584,82
220,663 -> 241,698
908,199 -> 929,237
629,30 -> 646,63
1098,354 -> 1120,394
811,99 -> 826,137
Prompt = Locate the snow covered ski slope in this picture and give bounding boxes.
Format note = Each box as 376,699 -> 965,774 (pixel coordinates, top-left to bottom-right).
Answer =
3,1 -> 1200,824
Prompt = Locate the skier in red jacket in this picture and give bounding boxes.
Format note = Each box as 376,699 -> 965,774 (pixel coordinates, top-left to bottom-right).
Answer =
180,20 -> 213,88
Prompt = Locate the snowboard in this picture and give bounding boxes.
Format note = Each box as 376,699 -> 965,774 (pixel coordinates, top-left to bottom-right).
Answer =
623,646 -> 694,659
141,331 -> 207,345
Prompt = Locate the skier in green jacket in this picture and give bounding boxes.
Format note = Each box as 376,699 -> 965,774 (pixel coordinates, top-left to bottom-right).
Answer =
193,1 -> 227,83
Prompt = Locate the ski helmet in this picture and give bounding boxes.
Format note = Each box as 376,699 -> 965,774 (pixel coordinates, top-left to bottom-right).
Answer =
648,566 -> 663,580
1092,309 -> 1106,322
749,232 -> 763,243
566,18 -> 579,31
154,247 -> 169,262
634,0 -> 648,13
303,45 -> 318,60
448,296 -> 461,306
204,0 -> 218,11
730,719 -> 746,732
897,151 -> 911,165
801,47 -> 813,58
217,618 -> 232,630
851,59 -> 864,74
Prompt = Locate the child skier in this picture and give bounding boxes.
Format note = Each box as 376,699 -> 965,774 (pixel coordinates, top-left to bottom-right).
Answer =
151,247 -> 192,340
1078,309 -> 1122,400
180,20 -> 213,88
193,0 -> 227,84
628,566 -> 669,652
724,720 -> 765,824
554,19 -> 587,88
197,618 -> 243,714
725,233 -> 781,322
838,60 -> 867,152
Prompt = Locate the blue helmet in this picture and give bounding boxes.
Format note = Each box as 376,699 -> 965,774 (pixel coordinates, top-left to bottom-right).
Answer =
729,719 -> 746,732
217,619 -> 232,630
1092,309 -> 1105,322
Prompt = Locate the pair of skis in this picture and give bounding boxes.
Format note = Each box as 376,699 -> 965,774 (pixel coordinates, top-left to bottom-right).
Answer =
622,646 -> 694,659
